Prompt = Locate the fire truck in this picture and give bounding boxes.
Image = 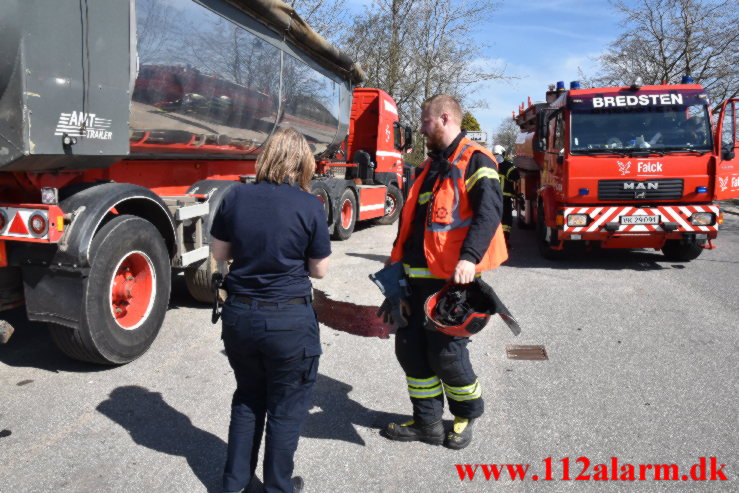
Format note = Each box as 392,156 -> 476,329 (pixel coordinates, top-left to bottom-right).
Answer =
512,79 -> 739,260
0,0 -> 411,363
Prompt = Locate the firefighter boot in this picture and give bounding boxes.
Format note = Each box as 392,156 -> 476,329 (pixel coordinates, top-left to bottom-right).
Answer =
444,417 -> 475,450
383,419 -> 444,445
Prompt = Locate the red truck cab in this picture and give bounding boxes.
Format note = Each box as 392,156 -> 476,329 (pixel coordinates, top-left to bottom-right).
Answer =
514,80 -> 739,260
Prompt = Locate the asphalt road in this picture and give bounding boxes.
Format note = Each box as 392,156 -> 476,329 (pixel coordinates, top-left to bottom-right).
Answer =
1,204 -> 737,492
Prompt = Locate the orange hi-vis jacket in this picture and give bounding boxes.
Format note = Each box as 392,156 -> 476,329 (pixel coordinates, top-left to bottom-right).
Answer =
390,137 -> 508,279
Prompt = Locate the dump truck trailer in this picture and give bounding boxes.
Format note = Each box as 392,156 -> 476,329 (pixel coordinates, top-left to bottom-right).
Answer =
0,0 -> 411,363
512,80 -> 739,260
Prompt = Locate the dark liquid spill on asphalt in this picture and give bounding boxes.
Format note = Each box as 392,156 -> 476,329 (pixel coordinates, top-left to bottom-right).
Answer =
312,289 -> 394,339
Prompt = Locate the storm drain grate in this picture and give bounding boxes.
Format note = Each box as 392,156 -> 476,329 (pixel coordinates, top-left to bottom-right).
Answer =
506,345 -> 548,360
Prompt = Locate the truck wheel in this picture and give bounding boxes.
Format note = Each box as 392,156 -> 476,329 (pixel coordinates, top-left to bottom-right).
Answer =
331,188 -> 357,241
184,254 -> 229,303
183,180 -> 237,303
374,184 -> 403,225
311,184 -> 331,222
536,203 -> 563,260
48,215 -> 171,364
661,239 -> 703,262
516,197 -> 533,229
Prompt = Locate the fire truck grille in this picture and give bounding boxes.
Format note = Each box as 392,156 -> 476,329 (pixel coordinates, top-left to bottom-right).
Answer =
598,179 -> 684,201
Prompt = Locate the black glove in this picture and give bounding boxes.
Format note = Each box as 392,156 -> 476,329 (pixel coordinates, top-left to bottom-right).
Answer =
377,297 -> 411,328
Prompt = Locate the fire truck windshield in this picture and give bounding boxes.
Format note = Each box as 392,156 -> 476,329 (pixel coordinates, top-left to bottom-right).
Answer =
570,102 -> 712,154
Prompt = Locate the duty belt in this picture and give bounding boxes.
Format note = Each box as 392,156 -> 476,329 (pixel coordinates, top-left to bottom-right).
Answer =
232,295 -> 310,307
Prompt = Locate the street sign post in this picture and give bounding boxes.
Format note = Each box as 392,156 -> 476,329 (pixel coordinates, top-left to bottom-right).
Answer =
466,131 -> 488,143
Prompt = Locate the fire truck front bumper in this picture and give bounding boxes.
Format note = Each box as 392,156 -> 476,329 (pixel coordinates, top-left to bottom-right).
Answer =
558,205 -> 720,248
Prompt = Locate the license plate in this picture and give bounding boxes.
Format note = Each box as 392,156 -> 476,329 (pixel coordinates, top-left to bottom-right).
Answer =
620,215 -> 660,225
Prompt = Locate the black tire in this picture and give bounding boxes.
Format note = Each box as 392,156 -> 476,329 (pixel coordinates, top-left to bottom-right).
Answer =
516,196 -> 533,229
48,215 -> 171,364
311,184 -> 331,223
331,188 -> 357,241
184,255 -> 229,303
536,203 -> 563,260
374,184 -> 404,225
661,239 -> 703,261
186,180 -> 239,244
183,180 -> 237,303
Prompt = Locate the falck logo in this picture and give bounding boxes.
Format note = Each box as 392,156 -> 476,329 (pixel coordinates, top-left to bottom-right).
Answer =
617,161 -> 631,175
55,111 -> 113,140
718,176 -> 728,191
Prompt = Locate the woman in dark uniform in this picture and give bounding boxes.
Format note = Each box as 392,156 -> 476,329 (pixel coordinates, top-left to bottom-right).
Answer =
210,127 -> 331,493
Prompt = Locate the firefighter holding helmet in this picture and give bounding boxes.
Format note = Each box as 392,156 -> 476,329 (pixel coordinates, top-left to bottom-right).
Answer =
378,94 -> 507,449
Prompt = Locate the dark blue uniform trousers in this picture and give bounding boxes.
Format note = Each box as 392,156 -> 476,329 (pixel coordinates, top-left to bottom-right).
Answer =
395,278 -> 484,424
221,297 -> 321,493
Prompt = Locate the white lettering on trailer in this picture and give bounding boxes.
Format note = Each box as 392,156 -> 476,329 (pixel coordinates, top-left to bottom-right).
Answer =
592,93 -> 683,108
55,111 -> 113,140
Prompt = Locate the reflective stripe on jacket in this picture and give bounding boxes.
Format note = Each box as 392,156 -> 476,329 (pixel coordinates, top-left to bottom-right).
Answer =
390,137 -> 508,278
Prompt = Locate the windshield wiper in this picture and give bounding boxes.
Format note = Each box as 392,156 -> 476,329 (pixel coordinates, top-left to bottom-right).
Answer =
660,147 -> 709,155
627,150 -> 665,157
571,148 -> 628,157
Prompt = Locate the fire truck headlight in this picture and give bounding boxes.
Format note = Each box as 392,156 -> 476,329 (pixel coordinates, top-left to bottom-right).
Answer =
690,212 -> 714,226
567,214 -> 589,227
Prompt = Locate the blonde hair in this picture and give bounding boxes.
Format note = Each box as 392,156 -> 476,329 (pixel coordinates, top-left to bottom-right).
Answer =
421,94 -> 462,124
255,127 -> 314,191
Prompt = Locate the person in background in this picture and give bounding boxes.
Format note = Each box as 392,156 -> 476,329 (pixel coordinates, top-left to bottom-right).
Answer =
380,94 -> 507,450
493,145 -> 519,248
210,127 -> 330,493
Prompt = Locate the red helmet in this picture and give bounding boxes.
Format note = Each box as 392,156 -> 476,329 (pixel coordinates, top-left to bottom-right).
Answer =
424,279 -> 498,337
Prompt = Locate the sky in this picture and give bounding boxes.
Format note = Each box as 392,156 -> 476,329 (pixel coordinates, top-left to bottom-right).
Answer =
345,0 -> 625,144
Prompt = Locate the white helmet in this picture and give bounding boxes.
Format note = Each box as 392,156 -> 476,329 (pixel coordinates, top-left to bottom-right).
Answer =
492,144 -> 505,156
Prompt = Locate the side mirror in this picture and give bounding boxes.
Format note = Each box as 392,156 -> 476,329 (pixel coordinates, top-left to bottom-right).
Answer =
722,145 -> 735,160
404,126 -> 413,151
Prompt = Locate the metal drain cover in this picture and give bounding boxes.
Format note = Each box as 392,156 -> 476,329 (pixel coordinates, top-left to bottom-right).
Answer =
506,344 -> 548,360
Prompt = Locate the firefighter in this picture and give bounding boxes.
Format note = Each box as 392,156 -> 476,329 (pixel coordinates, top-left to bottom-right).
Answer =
379,94 -> 507,450
492,145 -> 519,248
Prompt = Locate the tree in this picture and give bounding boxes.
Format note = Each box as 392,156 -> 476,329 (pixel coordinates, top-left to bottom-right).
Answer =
492,118 -> 519,156
461,112 -> 481,131
594,0 -> 738,103
340,0 -> 506,126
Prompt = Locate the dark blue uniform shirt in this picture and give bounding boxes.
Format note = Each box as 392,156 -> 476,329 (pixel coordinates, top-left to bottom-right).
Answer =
210,181 -> 331,302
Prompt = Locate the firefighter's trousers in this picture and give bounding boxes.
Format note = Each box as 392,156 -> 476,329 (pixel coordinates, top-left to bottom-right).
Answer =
394,278 -> 483,424
502,195 -> 513,238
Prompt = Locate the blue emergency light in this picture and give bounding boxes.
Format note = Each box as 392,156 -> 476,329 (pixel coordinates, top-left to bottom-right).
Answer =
570,81 -> 581,89
682,75 -> 693,83
579,188 -> 589,196
556,81 -> 565,91
696,186 -> 707,193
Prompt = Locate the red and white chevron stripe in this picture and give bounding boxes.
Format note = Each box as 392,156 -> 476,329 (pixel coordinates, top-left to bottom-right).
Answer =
562,205 -> 720,233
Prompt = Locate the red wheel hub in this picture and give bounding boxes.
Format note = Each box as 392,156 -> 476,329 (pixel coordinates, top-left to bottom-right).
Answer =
341,199 -> 353,229
110,251 -> 156,330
